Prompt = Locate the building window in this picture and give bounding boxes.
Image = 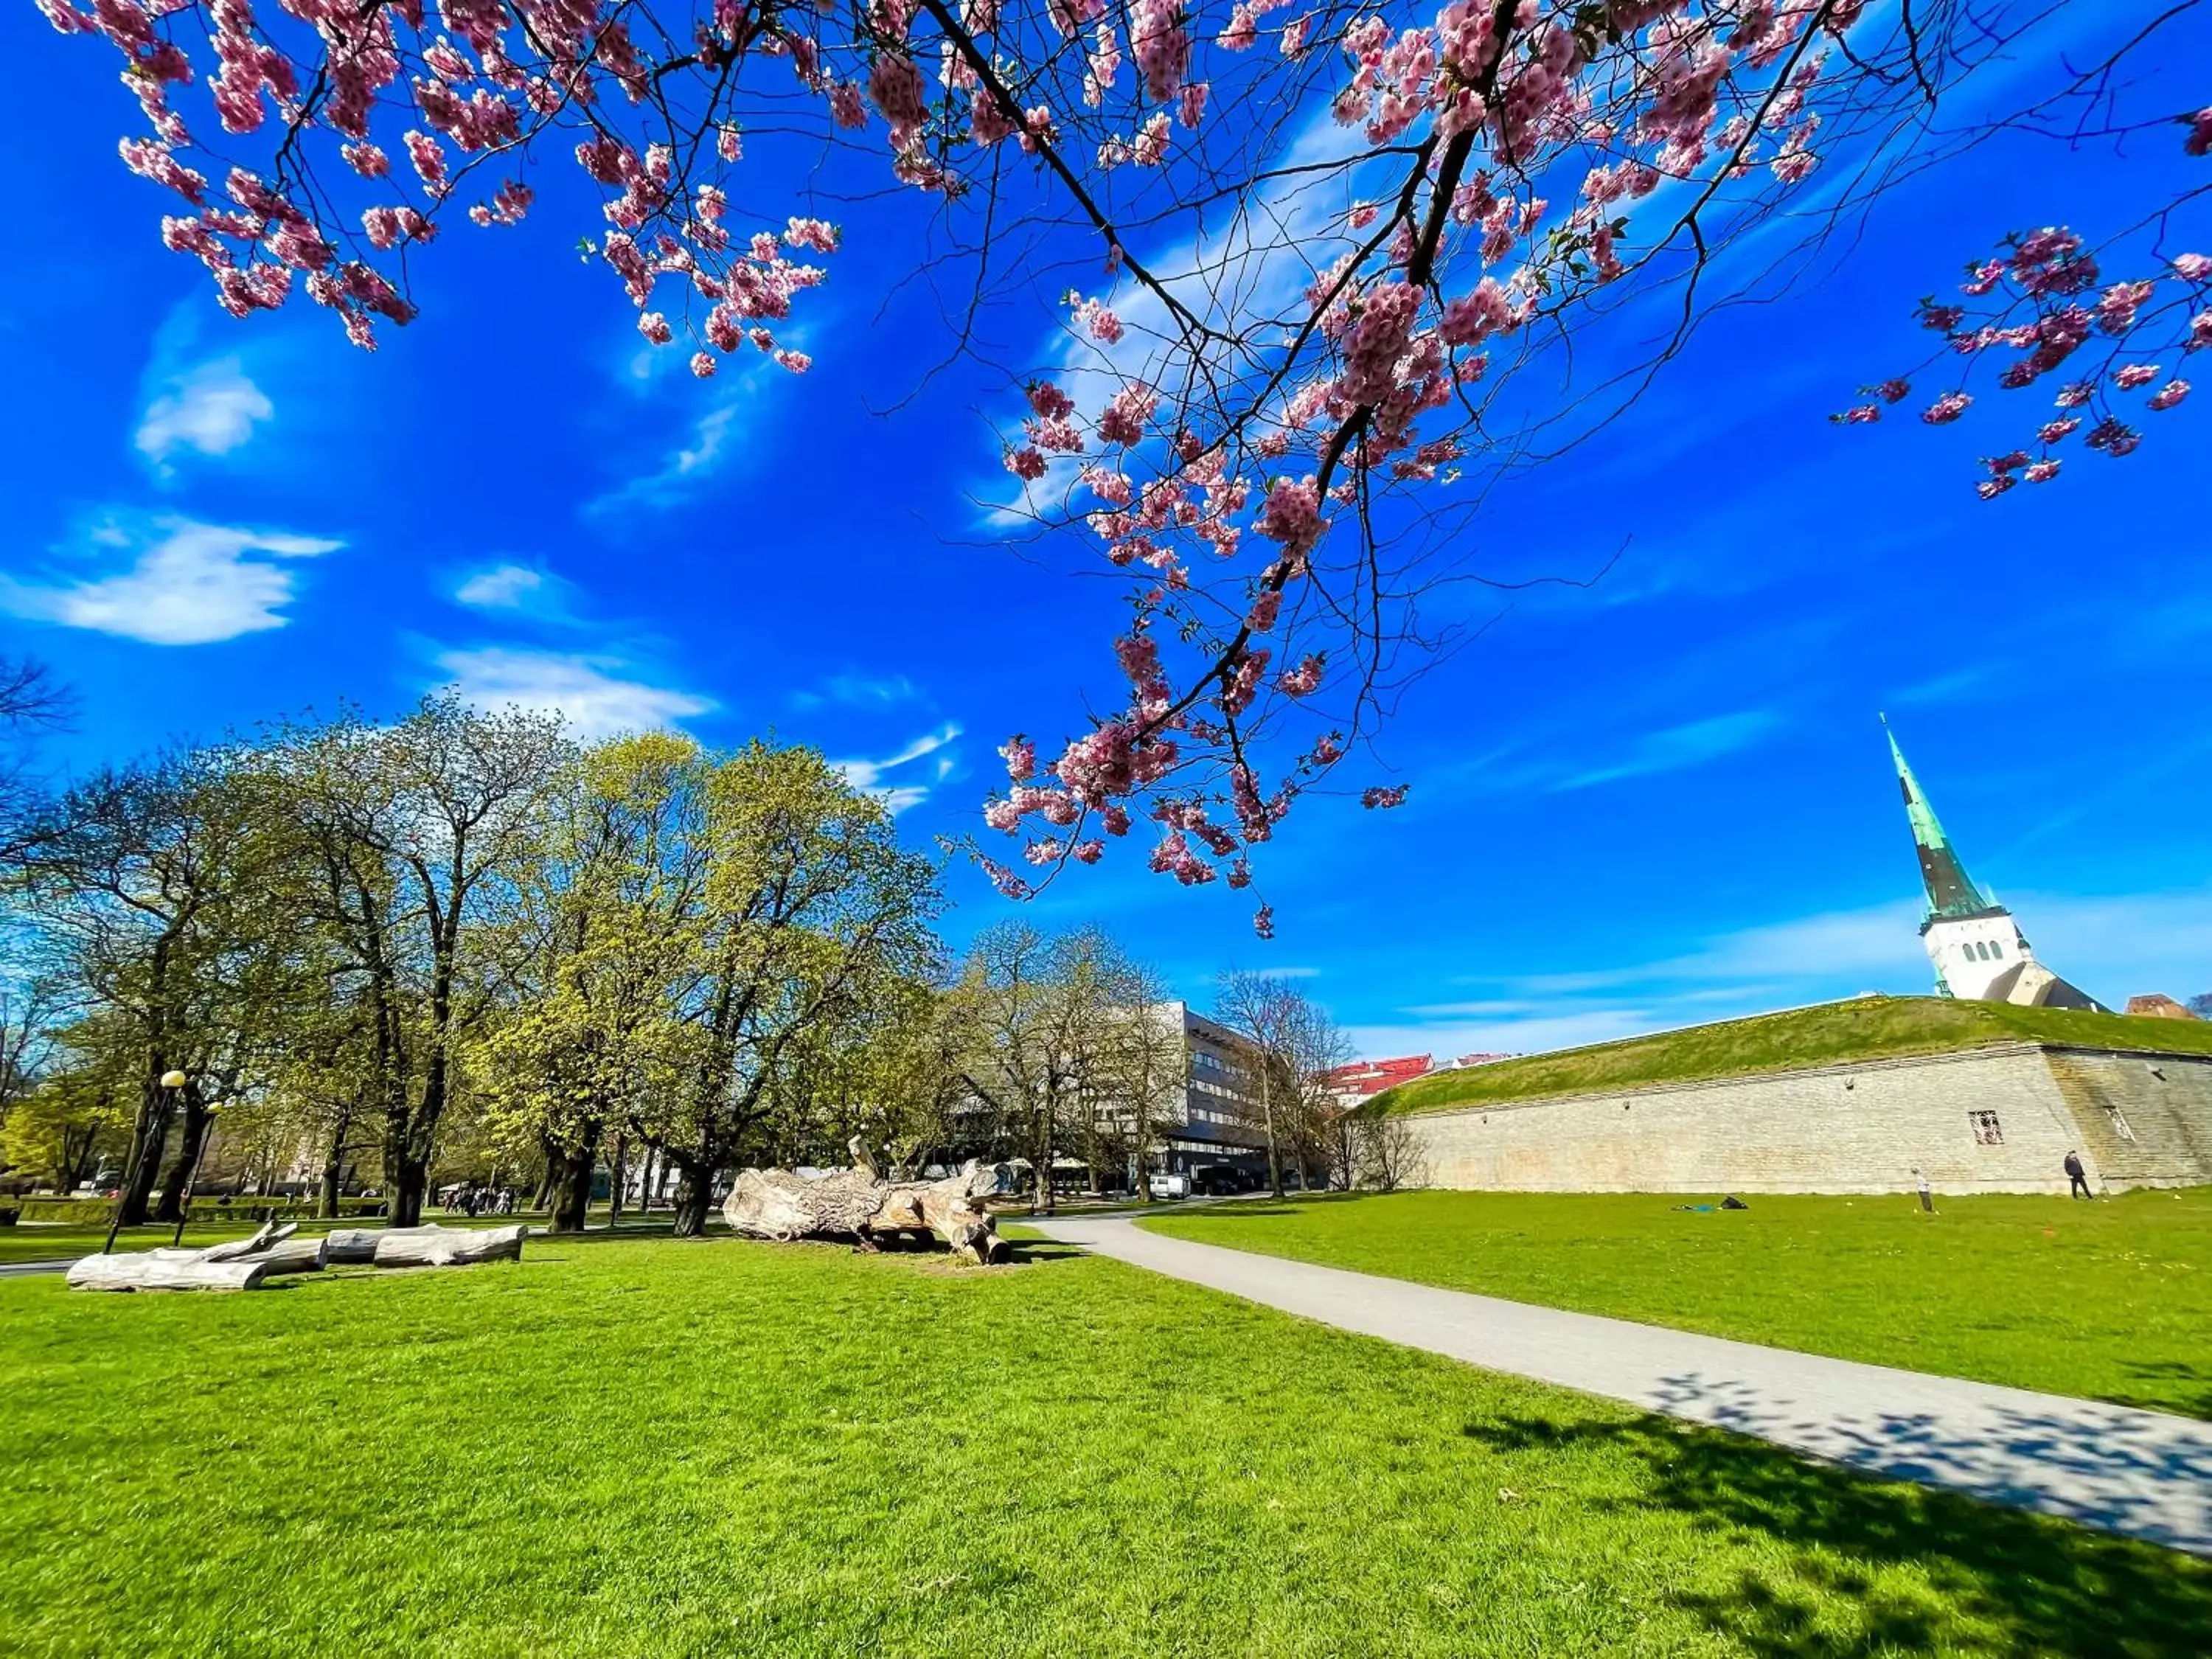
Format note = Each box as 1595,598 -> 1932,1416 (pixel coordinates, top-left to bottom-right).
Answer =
1968,1110 -> 2003,1145
1989,939 -> 2004,957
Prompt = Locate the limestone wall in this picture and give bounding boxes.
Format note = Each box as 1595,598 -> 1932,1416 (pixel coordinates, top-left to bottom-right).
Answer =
1402,1043 -> 2212,1196
2047,1050 -> 2212,1189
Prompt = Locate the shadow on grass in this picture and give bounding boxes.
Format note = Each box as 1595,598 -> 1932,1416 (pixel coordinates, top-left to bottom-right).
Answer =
1462,1411 -> 2212,1658
1003,1239 -> 1088,1265
2108,1360 -> 2212,1423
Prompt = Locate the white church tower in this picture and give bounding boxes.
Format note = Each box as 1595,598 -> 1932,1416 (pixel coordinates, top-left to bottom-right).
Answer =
1884,720 -> 2101,1009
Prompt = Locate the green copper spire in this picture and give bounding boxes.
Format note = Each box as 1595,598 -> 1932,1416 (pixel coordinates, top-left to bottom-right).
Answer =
1882,717 -> 1999,924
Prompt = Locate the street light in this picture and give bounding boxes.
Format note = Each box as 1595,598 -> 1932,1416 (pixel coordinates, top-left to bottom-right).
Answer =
102,1071 -> 192,1254
170,1098 -> 223,1249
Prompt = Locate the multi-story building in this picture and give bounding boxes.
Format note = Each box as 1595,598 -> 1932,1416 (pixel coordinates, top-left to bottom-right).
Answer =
1136,1001 -> 1275,1183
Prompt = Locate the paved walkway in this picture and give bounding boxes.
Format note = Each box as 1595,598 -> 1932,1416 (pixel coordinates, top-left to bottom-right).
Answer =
1029,1212 -> 2212,1557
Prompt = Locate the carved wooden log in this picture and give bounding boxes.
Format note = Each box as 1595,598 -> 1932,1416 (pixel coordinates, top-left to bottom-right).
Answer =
150,1236 -> 327,1276
327,1225 -> 521,1266
67,1253 -> 273,1292
371,1224 -> 526,1268
888,1162 -> 1008,1265
323,1227 -> 393,1264
723,1165 -> 887,1242
723,1150 -> 1006,1264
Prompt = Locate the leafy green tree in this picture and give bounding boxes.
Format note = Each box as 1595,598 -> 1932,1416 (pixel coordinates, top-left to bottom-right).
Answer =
267,696 -> 569,1225
642,741 -> 942,1237
951,922 -> 1158,1211
0,1018 -> 133,1192
476,732 -> 709,1231
15,745 -> 293,1223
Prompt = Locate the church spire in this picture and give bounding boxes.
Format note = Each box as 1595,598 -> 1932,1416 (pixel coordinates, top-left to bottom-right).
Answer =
1883,717 -> 1999,924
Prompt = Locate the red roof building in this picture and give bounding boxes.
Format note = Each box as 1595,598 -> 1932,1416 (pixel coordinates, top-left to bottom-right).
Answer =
1321,1054 -> 1434,1105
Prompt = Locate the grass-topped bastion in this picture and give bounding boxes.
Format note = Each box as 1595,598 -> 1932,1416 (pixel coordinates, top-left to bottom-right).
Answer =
1371,997 -> 2212,1196
1379,998 -> 2212,1116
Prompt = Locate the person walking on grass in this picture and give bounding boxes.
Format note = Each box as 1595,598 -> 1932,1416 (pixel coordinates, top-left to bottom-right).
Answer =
2065,1150 -> 2093,1200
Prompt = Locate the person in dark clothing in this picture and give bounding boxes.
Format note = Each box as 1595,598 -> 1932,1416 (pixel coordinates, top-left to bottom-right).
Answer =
2064,1151 -> 2093,1200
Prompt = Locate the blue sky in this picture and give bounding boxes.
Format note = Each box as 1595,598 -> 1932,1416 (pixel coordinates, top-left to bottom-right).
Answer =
4,5 -> 2208,1061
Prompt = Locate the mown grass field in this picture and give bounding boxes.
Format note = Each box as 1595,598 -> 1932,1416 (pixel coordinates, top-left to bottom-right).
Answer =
1382,996 -> 2212,1114
2,1233 -> 2208,1657
1141,1188 -> 2212,1417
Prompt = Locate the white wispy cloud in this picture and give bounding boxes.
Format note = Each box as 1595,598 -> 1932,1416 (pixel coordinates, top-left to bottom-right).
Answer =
790,672 -> 922,711
135,357 -> 272,467
454,564 -> 546,611
1,515 -> 338,644
831,723 -> 962,813
1890,667 -> 1994,707
1551,710 -> 1782,791
433,646 -> 714,740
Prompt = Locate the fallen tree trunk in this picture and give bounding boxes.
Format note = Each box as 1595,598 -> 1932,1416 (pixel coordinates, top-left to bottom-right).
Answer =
68,1254 -> 273,1292
371,1224 -> 526,1268
327,1224 -> 524,1266
67,1219 -> 308,1292
150,1236 -> 327,1276
723,1145 -> 1007,1264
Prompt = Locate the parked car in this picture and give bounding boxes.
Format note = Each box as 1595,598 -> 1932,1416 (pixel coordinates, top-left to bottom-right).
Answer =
1189,1165 -> 1250,1197
1148,1172 -> 1190,1199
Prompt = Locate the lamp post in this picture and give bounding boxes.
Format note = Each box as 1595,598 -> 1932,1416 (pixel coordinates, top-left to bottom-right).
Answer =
102,1069 -> 191,1254
170,1096 -> 223,1248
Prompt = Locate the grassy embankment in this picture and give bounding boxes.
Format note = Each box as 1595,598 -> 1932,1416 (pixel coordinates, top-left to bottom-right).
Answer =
1141,1187 -> 2212,1416
1382,995 -> 2212,1116
2,1233 -> 2207,1656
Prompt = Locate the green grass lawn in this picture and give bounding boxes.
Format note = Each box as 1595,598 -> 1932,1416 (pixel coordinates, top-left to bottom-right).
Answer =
1383,996 -> 2212,1114
1140,1188 -> 2212,1416
1,1234 -> 2206,1657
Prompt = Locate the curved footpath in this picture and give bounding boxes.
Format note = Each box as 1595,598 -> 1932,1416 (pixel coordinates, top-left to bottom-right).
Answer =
1029,1210 -> 2212,1558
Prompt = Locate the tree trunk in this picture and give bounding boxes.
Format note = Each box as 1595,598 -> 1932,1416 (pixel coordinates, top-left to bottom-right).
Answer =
1032,1102 -> 1053,1215
636,1145 -> 656,1212
1259,1068 -> 1284,1200
71,1219 -> 300,1290
669,1154 -> 714,1237
324,1224 -> 528,1266
389,1152 -> 429,1228
69,1254 -> 271,1292
724,1152 -> 1006,1263
154,1088 -> 209,1224
319,1099 -> 355,1218
150,1237 -> 327,1276
607,1134 -> 627,1228
113,1071 -> 173,1228
61,1122 -> 97,1193
532,1135 -> 559,1212
546,1123 -> 602,1235
374,1224 -> 526,1267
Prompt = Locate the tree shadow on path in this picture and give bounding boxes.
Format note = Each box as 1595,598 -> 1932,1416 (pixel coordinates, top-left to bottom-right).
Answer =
1463,1409 -> 2212,1658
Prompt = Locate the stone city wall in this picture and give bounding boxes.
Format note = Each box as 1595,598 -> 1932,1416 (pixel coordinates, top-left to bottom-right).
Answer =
1402,1043 -> 2212,1195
